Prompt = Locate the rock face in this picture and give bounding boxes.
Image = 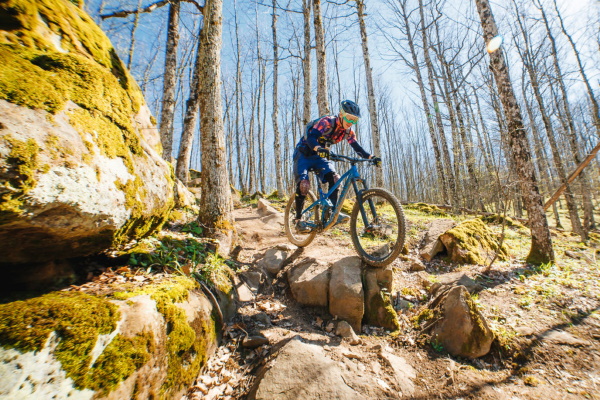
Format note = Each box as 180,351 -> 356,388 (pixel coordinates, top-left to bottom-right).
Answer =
419,219 -> 456,261
287,258 -> 330,307
0,276 -> 218,399
439,219 -> 508,265
364,264 -> 400,330
0,0 -> 174,263
429,285 -> 494,358
259,248 -> 289,275
249,338 -> 364,400
329,257 -> 364,332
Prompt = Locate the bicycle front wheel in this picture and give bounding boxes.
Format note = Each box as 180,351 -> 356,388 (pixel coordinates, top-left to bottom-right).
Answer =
284,190 -> 319,247
350,188 -> 406,267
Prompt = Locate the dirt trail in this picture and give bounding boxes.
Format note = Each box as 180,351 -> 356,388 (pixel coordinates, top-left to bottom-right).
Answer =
185,203 -> 600,400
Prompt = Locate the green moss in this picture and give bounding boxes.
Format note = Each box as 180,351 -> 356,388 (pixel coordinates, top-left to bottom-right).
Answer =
87,332 -> 154,394
411,307 -> 434,329
366,290 -> 400,330
112,276 -> 216,393
0,134 -> 41,223
405,202 -> 449,217
479,214 -> 525,230
462,293 -> 493,355
443,218 -> 509,265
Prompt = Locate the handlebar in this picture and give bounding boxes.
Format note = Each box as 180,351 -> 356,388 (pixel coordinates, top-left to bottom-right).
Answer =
329,152 -> 375,165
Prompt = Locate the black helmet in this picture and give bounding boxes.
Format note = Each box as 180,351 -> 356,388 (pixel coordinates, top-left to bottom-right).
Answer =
340,100 -> 361,118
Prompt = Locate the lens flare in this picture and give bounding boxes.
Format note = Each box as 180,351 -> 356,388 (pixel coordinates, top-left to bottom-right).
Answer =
487,35 -> 504,53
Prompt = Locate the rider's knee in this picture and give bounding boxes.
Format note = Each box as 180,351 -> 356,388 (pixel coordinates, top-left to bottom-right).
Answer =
297,179 -> 310,196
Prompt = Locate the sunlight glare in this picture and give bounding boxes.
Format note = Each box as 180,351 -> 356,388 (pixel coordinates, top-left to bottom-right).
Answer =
486,35 -> 504,53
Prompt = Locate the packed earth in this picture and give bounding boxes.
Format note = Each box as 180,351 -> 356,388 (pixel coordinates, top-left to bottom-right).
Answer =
180,198 -> 600,400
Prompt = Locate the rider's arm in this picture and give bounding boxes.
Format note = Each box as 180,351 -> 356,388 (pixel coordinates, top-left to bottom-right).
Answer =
347,131 -> 371,159
307,118 -> 333,151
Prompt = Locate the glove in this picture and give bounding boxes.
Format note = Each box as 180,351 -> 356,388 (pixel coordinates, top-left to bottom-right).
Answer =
371,156 -> 382,167
316,147 -> 330,159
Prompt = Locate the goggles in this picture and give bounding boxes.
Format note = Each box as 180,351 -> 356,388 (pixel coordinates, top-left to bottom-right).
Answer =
340,110 -> 359,125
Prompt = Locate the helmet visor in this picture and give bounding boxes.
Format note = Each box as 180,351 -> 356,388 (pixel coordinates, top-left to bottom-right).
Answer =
340,110 -> 359,125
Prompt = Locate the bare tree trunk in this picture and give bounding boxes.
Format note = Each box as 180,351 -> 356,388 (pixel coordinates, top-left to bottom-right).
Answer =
514,7 -> 585,240
356,0 -> 382,186
272,0 -> 284,195
474,0 -> 554,264
418,0 -> 458,208
313,0 -> 330,115
302,0 -> 312,127
233,0 -> 245,193
393,0 -> 448,205
176,34 -> 202,183
127,0 -> 144,69
158,0 -> 180,163
538,1 -> 595,231
197,0 -> 233,254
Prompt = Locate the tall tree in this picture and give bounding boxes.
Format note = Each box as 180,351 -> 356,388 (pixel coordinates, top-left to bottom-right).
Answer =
356,0 -> 382,187
474,0 -> 554,264
272,0 -> 284,195
313,0 -> 330,115
197,0 -> 233,254
158,0 -> 181,163
302,0 -> 312,127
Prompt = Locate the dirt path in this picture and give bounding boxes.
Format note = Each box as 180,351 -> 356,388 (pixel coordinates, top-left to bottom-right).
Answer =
185,203 -> 600,400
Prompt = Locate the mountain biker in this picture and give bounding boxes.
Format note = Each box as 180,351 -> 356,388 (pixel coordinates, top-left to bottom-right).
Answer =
293,100 -> 381,233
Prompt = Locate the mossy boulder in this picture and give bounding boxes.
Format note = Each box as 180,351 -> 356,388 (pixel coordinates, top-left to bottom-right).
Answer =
0,0 -> 175,263
0,276 -> 219,399
439,218 -> 508,265
429,285 -> 494,358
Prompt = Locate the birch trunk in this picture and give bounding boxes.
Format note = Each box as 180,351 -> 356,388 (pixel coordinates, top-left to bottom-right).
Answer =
158,0 -> 180,163
313,0 -> 330,115
474,0 -> 554,264
272,0 -> 284,195
197,0 -> 233,254
302,0 -> 312,127
356,0 -> 382,186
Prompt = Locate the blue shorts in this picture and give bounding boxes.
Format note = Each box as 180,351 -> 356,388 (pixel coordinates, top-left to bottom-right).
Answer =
293,147 -> 337,184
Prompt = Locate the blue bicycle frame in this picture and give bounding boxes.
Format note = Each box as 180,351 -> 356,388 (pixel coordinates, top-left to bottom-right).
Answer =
300,155 -> 377,232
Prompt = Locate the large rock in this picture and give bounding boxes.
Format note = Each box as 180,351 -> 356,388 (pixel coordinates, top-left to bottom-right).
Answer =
249,338 -> 365,400
329,256 -> 364,333
0,276 -> 218,399
259,248 -> 289,275
287,258 -> 330,307
379,350 -> 416,396
364,264 -> 400,330
429,285 -> 494,358
0,0 -> 175,263
419,219 -> 456,261
439,219 -> 508,265
256,198 -> 280,217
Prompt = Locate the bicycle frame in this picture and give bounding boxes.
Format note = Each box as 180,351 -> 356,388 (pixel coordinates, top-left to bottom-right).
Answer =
300,155 -> 377,232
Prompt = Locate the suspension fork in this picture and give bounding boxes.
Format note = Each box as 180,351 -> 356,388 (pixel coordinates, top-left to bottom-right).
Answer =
353,178 -> 378,227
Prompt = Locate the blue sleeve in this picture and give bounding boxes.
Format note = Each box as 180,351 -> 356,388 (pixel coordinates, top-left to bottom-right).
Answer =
350,141 -> 371,159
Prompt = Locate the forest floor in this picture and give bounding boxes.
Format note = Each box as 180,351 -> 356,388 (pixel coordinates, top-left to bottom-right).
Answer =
185,199 -> 600,400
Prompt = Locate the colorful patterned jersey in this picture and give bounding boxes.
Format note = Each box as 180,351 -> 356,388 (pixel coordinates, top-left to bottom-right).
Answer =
297,115 -> 370,159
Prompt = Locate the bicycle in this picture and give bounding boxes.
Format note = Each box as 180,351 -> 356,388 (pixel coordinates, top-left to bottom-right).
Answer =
284,152 -> 406,267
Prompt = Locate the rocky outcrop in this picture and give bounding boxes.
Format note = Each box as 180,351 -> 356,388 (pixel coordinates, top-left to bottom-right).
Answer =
329,257 -> 364,333
439,219 -> 508,265
428,285 -> 494,358
0,0 -> 174,263
287,258 -> 330,307
249,338 -> 365,400
419,219 -> 456,261
364,264 -> 400,330
0,276 -> 219,399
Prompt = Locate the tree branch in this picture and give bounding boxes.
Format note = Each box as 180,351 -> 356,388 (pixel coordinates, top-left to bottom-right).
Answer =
101,0 -> 203,20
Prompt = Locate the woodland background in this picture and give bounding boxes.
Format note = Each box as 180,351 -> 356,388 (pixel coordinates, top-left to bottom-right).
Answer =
87,0 -> 599,233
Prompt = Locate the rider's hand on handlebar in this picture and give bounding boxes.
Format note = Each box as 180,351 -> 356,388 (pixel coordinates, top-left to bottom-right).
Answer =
371,156 -> 382,167
317,147 -> 331,159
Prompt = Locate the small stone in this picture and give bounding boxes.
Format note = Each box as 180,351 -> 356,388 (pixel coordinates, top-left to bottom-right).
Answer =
541,330 -> 588,347
254,312 -> 272,326
515,326 -> 535,336
325,322 -> 335,333
242,335 -> 269,349
335,320 -> 361,345
408,258 -> 426,272
342,350 -> 361,360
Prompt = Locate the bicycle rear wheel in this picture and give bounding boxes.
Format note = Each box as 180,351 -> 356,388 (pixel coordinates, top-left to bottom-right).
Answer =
284,190 -> 319,247
350,188 -> 405,267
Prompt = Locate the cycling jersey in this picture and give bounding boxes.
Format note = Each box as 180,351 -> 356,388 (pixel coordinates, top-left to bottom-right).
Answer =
296,115 -> 370,159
